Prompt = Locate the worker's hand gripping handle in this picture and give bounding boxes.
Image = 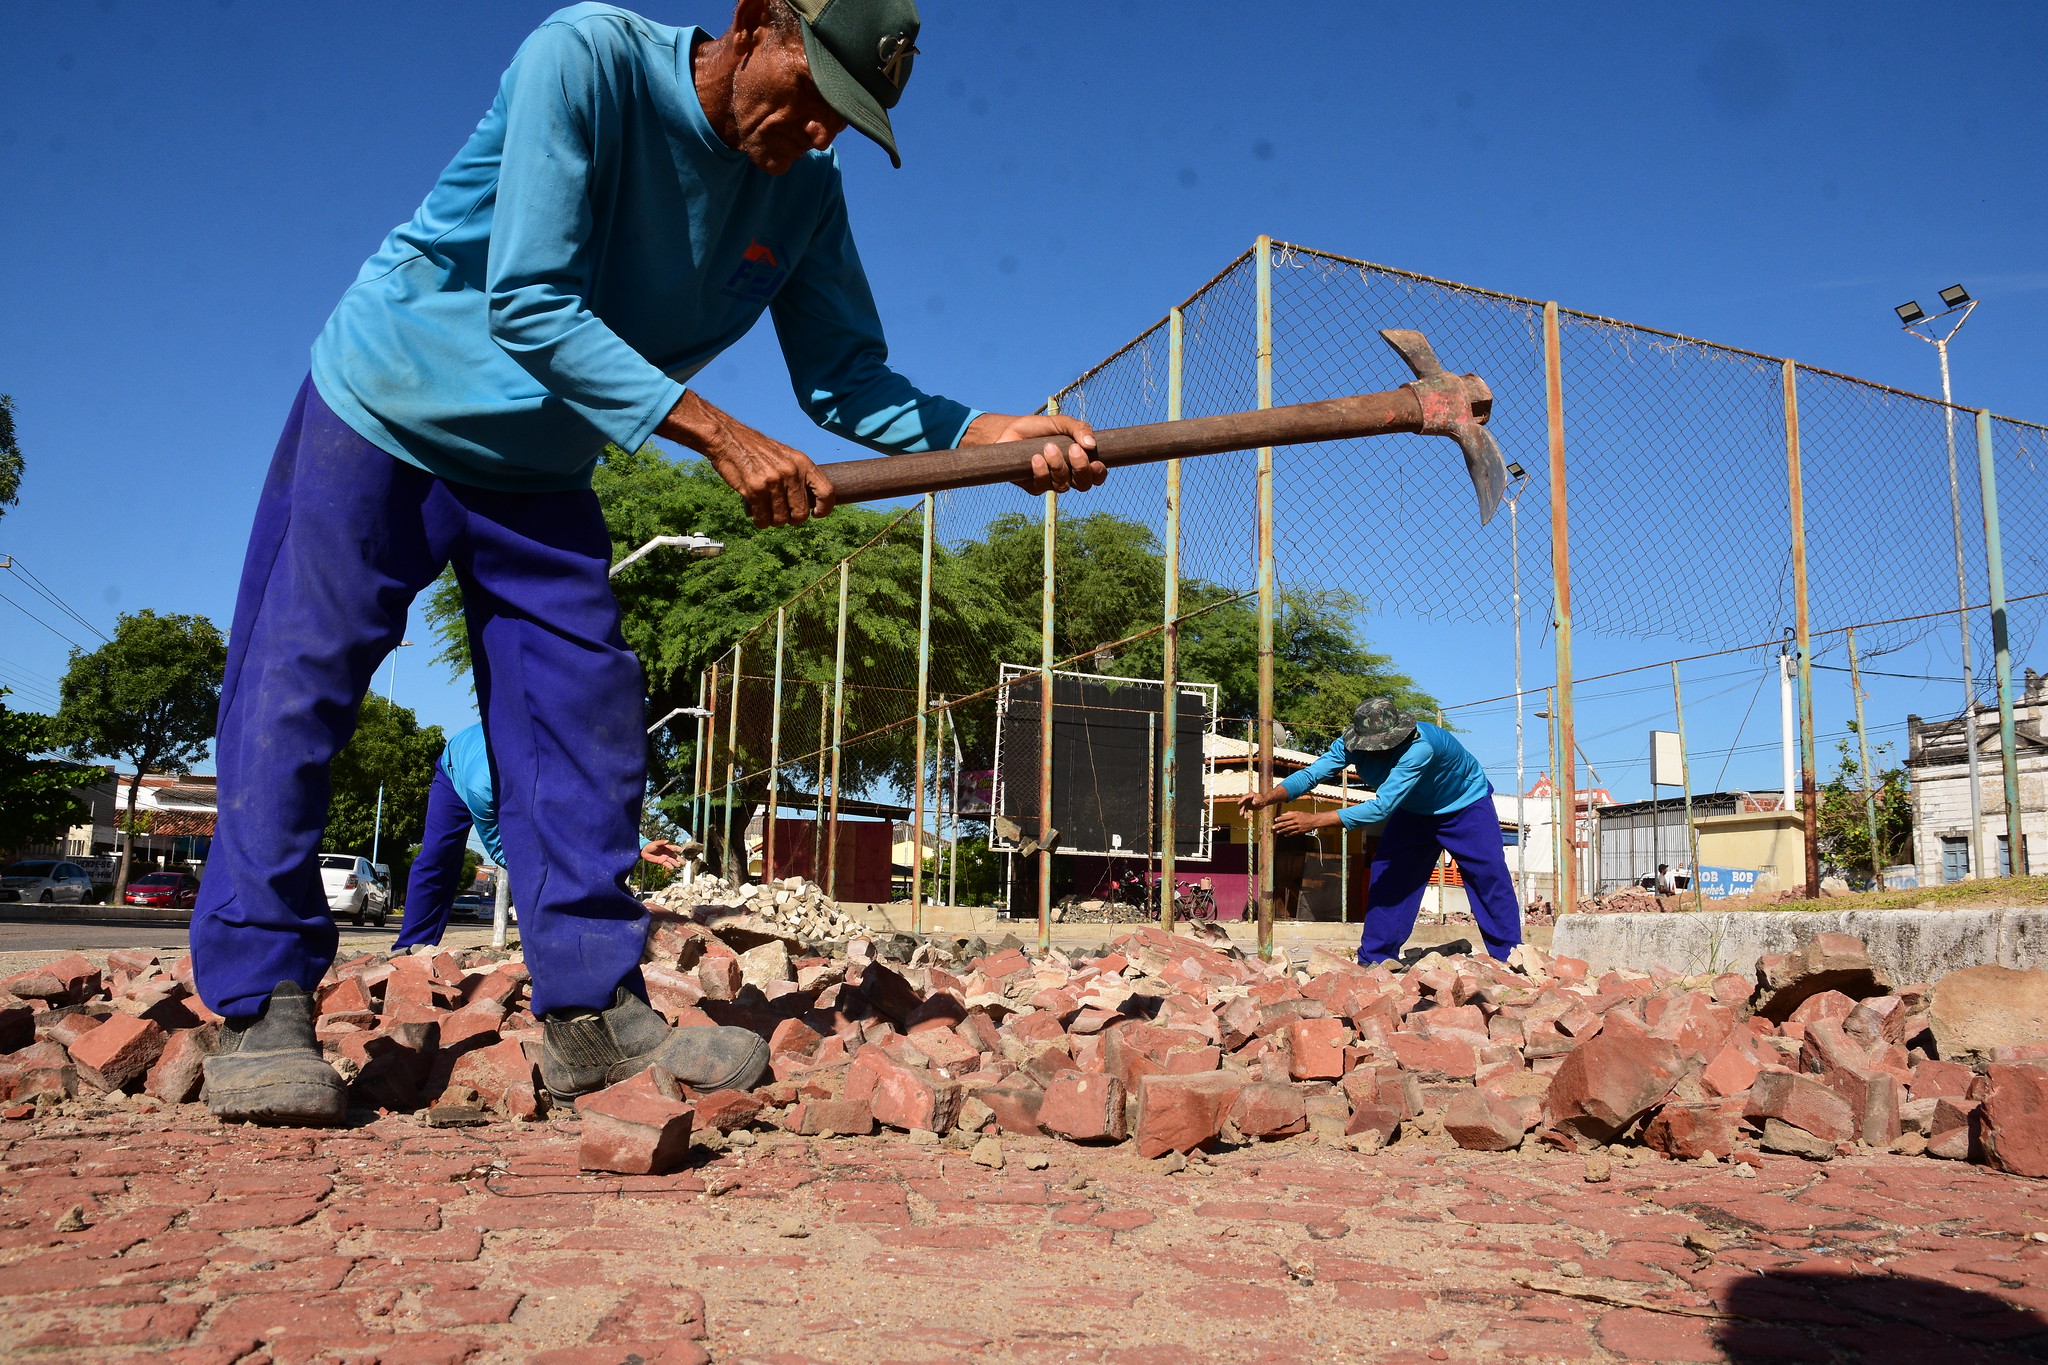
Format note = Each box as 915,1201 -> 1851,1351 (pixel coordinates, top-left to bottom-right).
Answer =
817,329 -> 1506,523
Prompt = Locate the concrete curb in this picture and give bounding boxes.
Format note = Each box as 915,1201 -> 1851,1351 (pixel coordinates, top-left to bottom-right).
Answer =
0,906 -> 195,926
1553,907 -> 2048,985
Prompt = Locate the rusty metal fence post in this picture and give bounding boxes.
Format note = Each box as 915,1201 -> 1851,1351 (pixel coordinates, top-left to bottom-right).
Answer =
825,559 -> 849,900
1159,306 -> 1184,933
911,492 -> 935,931
1254,235 -> 1277,960
1978,408 -> 2028,877
1543,303 -> 1578,914
1785,361 -> 1820,897
1039,400 -> 1059,953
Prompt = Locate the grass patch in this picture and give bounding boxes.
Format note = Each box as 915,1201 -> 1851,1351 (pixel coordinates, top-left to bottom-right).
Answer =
1716,873 -> 2048,914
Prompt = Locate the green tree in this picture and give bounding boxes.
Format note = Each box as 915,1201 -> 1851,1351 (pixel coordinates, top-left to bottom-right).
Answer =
53,610 -> 226,899
0,690 -> 90,857
0,394 -> 21,520
424,446 -> 1436,871
324,694 -> 446,902
1817,731 -> 1913,884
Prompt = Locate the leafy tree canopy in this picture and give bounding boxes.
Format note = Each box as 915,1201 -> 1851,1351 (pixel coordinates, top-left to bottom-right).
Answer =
1817,731 -> 1913,883
0,690 -> 90,855
0,393 -> 21,519
424,446 -> 1437,846
53,610 -> 226,894
324,693 -> 446,869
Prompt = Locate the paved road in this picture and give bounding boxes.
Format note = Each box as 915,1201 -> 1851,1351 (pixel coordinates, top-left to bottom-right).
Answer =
4,1113 -> 2043,1363
0,917 -> 507,975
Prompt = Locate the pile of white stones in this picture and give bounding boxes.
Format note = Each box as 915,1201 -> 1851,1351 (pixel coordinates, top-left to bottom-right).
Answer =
650,874 -> 868,943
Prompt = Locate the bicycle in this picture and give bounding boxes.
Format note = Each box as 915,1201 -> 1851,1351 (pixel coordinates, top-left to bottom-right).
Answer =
1175,878 -> 1217,921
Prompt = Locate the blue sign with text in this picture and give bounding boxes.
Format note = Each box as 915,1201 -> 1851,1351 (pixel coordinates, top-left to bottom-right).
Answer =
1695,866 -> 1759,900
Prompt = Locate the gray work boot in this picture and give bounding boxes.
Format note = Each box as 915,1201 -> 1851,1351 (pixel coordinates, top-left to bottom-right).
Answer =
202,981 -> 348,1126
541,986 -> 769,1102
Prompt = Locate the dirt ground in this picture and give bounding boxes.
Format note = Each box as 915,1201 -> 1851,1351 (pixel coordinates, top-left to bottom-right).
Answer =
5,1095 -> 2048,1365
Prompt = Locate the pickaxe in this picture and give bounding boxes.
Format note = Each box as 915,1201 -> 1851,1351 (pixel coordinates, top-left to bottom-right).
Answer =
819,330 -> 1510,524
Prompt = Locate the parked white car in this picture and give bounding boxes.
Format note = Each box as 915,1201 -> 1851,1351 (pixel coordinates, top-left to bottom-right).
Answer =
0,860 -> 96,905
319,853 -> 389,927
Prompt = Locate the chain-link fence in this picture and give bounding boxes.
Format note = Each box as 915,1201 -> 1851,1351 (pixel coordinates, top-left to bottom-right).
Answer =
675,237 -> 2048,952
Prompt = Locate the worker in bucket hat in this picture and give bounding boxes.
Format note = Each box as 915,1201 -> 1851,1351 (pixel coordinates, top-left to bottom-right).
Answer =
191,0 -> 1105,1126
1239,697 -> 1521,966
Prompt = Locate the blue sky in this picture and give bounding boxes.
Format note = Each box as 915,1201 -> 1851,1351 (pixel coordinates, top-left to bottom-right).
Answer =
2,1 -> 2044,816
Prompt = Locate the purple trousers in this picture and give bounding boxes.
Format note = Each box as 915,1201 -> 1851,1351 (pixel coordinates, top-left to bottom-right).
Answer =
191,379 -> 650,1020
1358,794 -> 1522,965
391,765 -> 473,951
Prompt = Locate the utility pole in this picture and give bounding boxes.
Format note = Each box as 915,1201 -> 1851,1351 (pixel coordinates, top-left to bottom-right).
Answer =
369,639 -> 413,867
1898,286 -> 1985,877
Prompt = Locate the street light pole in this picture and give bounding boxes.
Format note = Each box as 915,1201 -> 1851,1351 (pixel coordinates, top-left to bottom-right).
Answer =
1899,289 -> 1985,877
1504,462 -> 1531,926
369,639 -> 412,867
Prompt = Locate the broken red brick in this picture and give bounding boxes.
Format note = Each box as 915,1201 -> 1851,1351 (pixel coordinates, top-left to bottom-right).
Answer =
1542,1024 -> 1684,1144
577,1079 -> 694,1175
66,1013 -> 167,1092
1133,1071 -> 1245,1158
1744,1070 -> 1854,1143
1284,1017 -> 1348,1080
846,1045 -> 960,1133
1037,1073 -> 1128,1142
1980,1062 -> 2048,1178
1444,1086 -> 1527,1151
693,1089 -> 764,1133
1642,1100 -> 1747,1160
143,1023 -> 217,1103
1230,1081 -> 1309,1140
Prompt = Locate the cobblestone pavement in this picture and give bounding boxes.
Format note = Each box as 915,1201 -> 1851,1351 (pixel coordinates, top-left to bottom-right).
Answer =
6,1106 -> 2048,1364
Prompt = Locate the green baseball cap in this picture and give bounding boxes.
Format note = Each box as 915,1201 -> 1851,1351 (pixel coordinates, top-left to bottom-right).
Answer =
786,0 -> 921,168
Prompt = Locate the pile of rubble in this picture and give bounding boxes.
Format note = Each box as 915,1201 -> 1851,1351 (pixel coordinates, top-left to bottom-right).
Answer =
6,916 -> 2048,1185
1055,897 -> 1156,925
649,873 -> 868,943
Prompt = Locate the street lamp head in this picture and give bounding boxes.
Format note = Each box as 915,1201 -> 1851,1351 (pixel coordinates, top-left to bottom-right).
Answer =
1895,301 -> 1927,326
1506,461 -> 1527,480
1939,284 -> 1971,309
688,539 -> 724,558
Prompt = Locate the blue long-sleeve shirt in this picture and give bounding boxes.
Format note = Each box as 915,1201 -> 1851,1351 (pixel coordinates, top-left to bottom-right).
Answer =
311,4 -> 977,493
440,725 -> 507,866
1278,722 -> 1493,829
442,723 -> 652,865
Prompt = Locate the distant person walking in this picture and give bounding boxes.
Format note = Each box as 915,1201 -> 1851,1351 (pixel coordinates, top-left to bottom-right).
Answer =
1239,697 -> 1521,965
394,724 -> 684,950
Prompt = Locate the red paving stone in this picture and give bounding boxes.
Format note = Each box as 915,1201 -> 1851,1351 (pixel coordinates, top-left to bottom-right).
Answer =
4,1108 -> 2048,1362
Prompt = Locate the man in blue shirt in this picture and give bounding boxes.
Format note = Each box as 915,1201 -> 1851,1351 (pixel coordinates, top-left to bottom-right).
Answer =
1239,698 -> 1522,966
193,0 -> 1106,1126
393,724 -> 688,950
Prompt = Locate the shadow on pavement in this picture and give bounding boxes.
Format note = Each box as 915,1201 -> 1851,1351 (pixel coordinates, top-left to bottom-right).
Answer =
1718,1269 -> 2048,1363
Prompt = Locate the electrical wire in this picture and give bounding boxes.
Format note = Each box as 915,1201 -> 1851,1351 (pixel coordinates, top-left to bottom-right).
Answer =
0,558 -> 109,643
0,585 -> 89,650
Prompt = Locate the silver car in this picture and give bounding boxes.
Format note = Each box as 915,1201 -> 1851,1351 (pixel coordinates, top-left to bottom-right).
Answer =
0,860 -> 96,905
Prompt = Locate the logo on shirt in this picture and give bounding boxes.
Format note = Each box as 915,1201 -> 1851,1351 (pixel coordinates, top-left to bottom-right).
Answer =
723,239 -> 790,303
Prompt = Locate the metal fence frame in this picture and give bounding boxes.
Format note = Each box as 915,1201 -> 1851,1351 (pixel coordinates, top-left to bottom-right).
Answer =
678,235 -> 2047,957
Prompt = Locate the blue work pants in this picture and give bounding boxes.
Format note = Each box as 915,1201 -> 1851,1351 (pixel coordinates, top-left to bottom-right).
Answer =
191,379 -> 650,1020
391,766 -> 475,951
1358,794 -> 1522,965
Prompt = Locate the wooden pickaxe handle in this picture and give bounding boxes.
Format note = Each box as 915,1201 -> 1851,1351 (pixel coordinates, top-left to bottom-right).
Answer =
823,388 -> 1422,504
818,330 -> 1508,523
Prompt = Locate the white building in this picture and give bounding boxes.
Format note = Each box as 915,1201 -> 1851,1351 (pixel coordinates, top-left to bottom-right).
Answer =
1906,670 -> 2047,883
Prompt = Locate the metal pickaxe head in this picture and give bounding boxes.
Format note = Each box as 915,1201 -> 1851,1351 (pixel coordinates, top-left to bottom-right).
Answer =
1379,329 -> 1508,525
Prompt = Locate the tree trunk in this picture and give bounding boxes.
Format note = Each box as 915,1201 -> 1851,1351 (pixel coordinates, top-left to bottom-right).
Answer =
114,767 -> 141,904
